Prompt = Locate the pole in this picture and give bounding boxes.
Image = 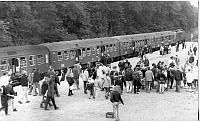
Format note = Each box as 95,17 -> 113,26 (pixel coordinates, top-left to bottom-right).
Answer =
198,1 -> 200,120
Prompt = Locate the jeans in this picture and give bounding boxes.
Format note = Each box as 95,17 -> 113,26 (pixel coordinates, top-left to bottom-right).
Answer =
83,81 -> 87,93
33,82 -> 41,95
113,102 -> 120,121
74,78 -> 79,89
126,81 -> 133,93
45,96 -> 57,110
159,84 -> 165,93
54,84 -> 59,96
20,86 -> 28,102
133,80 -> 141,93
175,80 -> 181,92
145,81 -> 151,93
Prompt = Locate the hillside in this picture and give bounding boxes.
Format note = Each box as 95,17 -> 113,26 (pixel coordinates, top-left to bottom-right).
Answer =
0,1 -> 198,47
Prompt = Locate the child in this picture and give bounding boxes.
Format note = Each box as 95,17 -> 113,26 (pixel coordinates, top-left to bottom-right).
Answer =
87,77 -> 95,99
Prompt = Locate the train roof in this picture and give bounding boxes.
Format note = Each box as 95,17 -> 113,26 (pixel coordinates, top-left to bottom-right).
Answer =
63,37 -> 119,48
41,37 -> 119,51
40,41 -> 77,52
0,45 -> 49,59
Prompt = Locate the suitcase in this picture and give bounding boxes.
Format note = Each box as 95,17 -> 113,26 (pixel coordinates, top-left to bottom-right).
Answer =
106,112 -> 114,118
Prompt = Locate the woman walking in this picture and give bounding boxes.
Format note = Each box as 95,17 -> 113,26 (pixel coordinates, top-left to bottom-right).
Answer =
66,67 -> 74,96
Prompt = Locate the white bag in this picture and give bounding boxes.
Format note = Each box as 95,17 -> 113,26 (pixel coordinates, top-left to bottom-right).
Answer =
70,84 -> 76,90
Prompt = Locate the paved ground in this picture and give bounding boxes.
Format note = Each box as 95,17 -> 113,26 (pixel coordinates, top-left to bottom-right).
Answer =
0,42 -> 198,121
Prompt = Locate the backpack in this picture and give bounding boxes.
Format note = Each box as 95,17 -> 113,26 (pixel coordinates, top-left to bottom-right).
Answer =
124,68 -> 133,81
132,71 -> 140,82
189,56 -> 194,63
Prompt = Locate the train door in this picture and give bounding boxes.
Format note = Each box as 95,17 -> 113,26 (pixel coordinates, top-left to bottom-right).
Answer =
76,49 -> 81,62
101,45 -> 106,54
10,58 -> 20,74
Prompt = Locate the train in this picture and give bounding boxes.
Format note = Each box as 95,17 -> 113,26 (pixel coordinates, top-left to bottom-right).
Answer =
0,29 -> 187,76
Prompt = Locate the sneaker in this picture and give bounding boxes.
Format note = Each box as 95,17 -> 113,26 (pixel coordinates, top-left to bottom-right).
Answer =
45,108 -> 49,111
13,109 -> 17,112
26,101 -> 30,103
55,107 -> 59,110
18,101 -> 23,104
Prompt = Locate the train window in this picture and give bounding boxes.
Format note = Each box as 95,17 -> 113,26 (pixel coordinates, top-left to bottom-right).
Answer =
64,51 -> 69,60
57,52 -> 63,61
52,52 -> 56,62
87,48 -> 91,56
110,44 -> 113,52
45,54 -> 49,64
124,42 -> 126,49
29,55 -> 35,66
92,47 -> 96,55
97,46 -> 100,54
0,59 -> 8,71
20,57 -> 27,67
37,55 -> 44,65
106,45 -> 109,52
70,50 -> 75,59
82,48 -> 86,57
113,44 -> 116,51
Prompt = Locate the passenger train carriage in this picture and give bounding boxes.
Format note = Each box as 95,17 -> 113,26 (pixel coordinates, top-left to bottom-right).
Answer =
0,29 -> 186,76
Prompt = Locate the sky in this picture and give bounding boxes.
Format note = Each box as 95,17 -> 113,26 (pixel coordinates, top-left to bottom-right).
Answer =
189,0 -> 198,7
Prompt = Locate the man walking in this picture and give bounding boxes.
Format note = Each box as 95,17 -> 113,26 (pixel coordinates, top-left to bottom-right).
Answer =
145,67 -> 154,93
18,70 -> 30,104
33,69 -> 41,96
45,74 -> 59,110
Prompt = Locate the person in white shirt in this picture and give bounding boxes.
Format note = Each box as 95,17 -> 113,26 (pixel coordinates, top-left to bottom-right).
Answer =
186,69 -> 194,89
81,68 -> 89,94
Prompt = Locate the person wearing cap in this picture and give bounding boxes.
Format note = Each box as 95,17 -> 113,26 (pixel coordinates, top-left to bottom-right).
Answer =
18,70 -> 30,104
110,86 -> 124,121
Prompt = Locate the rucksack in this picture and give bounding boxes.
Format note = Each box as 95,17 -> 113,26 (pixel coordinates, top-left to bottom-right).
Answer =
124,68 -> 133,81
189,56 -> 194,63
132,71 -> 140,81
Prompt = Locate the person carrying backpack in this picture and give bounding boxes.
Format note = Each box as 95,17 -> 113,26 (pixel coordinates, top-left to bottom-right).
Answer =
110,86 -> 124,121
124,66 -> 133,93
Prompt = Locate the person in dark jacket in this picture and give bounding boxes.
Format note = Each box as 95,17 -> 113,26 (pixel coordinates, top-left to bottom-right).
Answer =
133,68 -> 141,94
0,86 -> 8,115
174,68 -> 183,92
110,86 -> 124,121
151,63 -> 157,89
54,71 -> 60,97
18,71 -> 30,104
44,74 -> 59,110
118,60 -> 125,72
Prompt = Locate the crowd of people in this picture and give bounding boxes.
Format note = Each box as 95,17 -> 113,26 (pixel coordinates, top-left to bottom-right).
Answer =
0,42 -> 198,121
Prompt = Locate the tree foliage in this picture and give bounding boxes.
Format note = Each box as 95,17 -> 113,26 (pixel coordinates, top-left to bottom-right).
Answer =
0,1 -> 197,47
